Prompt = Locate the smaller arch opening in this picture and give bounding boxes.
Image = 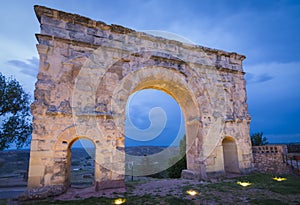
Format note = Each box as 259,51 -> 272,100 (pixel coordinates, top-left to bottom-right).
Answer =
69,138 -> 95,188
222,137 -> 240,174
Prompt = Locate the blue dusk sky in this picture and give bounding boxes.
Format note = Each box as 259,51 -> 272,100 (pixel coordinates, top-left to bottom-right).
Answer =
0,0 -> 300,146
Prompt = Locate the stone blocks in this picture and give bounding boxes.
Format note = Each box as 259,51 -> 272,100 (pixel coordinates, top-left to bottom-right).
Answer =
27,5 -> 253,196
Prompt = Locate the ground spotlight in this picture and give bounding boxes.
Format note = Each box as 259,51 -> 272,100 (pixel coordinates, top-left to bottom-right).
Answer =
186,190 -> 198,196
114,198 -> 126,204
237,181 -> 251,187
273,177 -> 287,182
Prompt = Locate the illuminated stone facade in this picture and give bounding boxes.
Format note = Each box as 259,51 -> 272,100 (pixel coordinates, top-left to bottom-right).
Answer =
28,5 -> 253,195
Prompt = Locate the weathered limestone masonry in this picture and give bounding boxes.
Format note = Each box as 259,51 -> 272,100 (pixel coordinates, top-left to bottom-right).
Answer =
27,5 -> 253,196
252,145 -> 291,174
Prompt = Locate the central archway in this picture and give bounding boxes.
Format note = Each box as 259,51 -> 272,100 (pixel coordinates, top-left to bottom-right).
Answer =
124,88 -> 186,178
108,65 -> 204,178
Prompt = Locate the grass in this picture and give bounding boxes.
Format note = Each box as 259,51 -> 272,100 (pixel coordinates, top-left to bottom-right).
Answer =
20,196 -> 192,205
180,173 -> 300,204
249,198 -> 289,205
236,173 -> 300,194
0,199 -> 6,205
9,173 -> 300,205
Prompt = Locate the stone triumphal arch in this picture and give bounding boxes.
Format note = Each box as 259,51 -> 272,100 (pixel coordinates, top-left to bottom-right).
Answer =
28,5 -> 253,194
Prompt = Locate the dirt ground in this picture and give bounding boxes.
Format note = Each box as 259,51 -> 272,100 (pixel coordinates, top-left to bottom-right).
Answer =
52,174 -> 300,205
55,178 -> 206,200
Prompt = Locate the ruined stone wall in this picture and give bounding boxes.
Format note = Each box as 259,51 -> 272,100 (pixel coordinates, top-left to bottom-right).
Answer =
287,144 -> 300,153
28,5 -> 253,193
252,145 -> 291,174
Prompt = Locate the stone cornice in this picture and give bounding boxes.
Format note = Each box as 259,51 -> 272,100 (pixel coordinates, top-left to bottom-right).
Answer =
34,5 -> 134,34
36,34 -> 100,49
34,5 -> 246,62
35,34 -> 245,75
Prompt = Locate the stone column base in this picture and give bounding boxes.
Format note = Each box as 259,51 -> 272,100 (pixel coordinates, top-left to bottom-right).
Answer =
181,169 -> 202,180
95,180 -> 125,191
19,185 -> 67,200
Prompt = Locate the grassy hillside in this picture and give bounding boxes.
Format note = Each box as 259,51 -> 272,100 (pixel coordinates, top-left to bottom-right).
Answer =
0,150 -> 29,179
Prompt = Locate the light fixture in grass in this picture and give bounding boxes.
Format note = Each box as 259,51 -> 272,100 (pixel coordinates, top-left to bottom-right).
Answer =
186,190 -> 198,196
114,198 -> 126,204
273,177 -> 287,182
237,181 -> 251,187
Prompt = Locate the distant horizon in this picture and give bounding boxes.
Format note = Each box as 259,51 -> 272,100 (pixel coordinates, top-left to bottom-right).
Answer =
3,132 -> 300,151
3,140 -> 300,152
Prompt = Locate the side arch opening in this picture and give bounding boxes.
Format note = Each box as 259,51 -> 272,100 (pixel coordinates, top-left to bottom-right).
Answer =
68,138 -> 95,188
222,137 -> 240,174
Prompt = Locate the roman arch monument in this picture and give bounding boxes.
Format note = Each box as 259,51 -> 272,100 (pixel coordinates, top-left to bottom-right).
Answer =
28,5 -> 253,194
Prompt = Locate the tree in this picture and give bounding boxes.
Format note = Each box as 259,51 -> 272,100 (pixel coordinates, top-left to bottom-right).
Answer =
0,72 -> 32,150
167,135 -> 187,178
251,132 -> 268,146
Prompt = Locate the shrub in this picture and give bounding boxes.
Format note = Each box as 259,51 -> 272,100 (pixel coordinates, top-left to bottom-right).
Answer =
167,135 -> 187,178
251,132 -> 268,146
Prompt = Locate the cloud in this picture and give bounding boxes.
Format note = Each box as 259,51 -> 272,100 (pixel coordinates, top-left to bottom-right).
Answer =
125,89 -> 184,146
126,89 -> 181,133
7,57 -> 39,77
266,133 -> 300,144
162,1 -> 300,65
245,61 -> 300,99
245,73 -> 274,84
126,107 -> 167,142
246,61 -> 300,137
